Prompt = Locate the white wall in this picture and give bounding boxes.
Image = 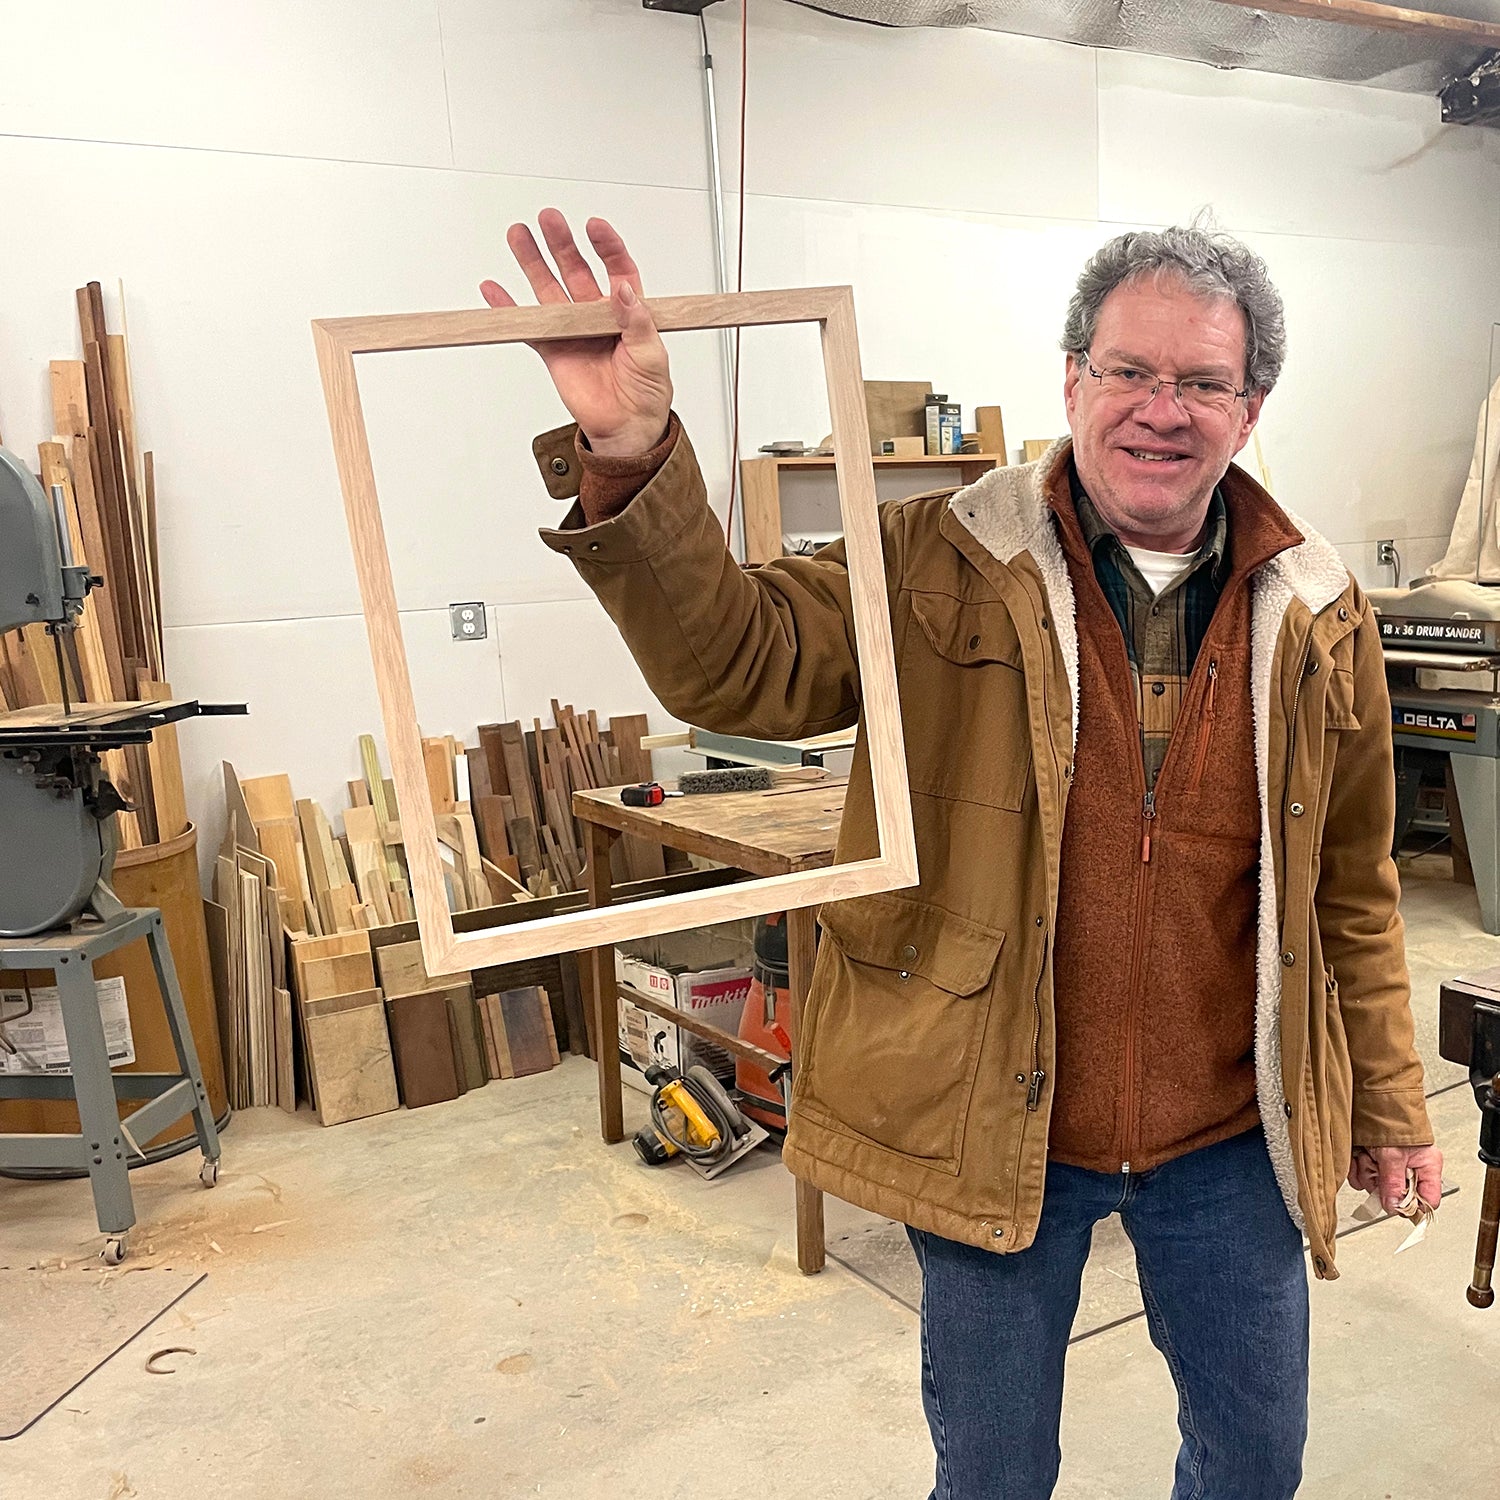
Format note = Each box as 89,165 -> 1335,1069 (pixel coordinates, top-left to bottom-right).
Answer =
0,1 -> 1496,860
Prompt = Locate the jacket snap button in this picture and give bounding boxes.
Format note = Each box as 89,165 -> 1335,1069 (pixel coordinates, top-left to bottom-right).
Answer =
1035,916 -> 1043,926
550,456 -> 569,476
898,970 -> 911,981
588,542 -> 602,553
968,634 -> 980,651
1041,618 -> 1050,631
1289,802 -> 1305,816
1337,607 -> 1349,622
1281,950 -> 1295,967
1283,1100 -> 1293,1118
992,1227 -> 1005,1240
1151,681 -> 1165,696
1015,1073 -> 1026,1084
561,545 -> 573,555
901,944 -> 918,962
1306,660 -> 1319,676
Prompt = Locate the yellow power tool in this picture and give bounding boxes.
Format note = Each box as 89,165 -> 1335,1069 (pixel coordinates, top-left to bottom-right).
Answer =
632,1062 -> 750,1170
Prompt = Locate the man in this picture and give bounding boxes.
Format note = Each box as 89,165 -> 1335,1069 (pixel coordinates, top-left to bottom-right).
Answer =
484,213 -> 1441,1499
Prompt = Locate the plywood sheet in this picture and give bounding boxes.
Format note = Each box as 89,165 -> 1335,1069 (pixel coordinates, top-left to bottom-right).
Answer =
302,988 -> 398,1126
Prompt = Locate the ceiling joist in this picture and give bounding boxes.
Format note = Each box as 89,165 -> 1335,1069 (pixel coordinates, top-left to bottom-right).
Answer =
1208,0 -> 1500,50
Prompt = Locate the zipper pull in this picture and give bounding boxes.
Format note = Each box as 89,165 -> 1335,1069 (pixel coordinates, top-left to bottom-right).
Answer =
1204,658 -> 1219,718
1141,789 -> 1156,864
1026,1070 -> 1046,1111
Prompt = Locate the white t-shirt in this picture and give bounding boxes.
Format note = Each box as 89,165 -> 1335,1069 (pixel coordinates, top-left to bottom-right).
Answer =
1122,544 -> 1197,599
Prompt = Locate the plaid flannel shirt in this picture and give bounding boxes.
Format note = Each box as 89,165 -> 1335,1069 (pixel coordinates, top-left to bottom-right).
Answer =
1070,465 -> 1229,789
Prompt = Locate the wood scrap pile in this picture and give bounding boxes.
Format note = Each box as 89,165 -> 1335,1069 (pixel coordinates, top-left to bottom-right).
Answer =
465,706 -> 665,896
211,703 -> 659,1110
0,280 -> 187,848
206,802 -> 293,1112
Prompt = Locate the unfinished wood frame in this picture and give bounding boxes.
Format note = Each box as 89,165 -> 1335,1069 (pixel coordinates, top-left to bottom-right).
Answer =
313,287 -> 918,974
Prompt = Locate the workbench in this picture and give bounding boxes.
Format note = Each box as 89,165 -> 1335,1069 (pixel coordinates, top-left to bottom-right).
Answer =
572,779 -> 847,1274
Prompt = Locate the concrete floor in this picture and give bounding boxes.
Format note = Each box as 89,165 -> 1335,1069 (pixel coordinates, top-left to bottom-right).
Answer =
2,857 -> 1498,1498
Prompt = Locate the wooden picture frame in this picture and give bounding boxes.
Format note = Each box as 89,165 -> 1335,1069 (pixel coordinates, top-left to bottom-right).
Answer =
313,286 -> 918,974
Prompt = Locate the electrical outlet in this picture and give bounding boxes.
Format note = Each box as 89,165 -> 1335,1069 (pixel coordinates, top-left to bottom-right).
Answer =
1376,540 -> 1397,566
448,602 -> 487,641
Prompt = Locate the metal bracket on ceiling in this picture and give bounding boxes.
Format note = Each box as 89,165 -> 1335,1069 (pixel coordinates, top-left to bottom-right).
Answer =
642,0 -> 726,14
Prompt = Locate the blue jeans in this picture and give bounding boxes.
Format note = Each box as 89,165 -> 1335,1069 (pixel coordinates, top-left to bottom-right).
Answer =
908,1127 -> 1309,1499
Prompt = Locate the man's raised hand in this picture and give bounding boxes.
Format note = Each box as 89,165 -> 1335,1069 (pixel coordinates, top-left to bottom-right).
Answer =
480,210 -> 673,458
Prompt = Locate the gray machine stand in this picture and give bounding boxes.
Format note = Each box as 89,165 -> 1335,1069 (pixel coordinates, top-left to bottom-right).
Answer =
1452,753 -> 1500,935
0,907 -> 222,1263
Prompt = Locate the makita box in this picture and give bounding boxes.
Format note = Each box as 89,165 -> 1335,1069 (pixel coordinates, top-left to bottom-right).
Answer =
615,924 -> 754,1094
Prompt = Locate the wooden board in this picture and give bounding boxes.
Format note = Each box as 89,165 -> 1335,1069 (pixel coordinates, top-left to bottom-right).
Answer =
301,950 -> 377,1003
445,985 -> 486,1091
477,723 -> 511,799
240,773 -> 296,823
302,989 -> 399,1126
974,405 -> 1007,460
863,379 -> 931,455
311,287 -> 918,974
496,986 -> 558,1078
478,993 -> 501,1078
140,678 -> 189,840
1207,0 -> 1500,46
374,938 -> 466,999
384,990 -> 461,1108
471,794 -> 512,863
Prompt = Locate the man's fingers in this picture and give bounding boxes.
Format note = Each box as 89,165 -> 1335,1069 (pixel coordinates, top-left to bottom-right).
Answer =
506,223 -> 570,304
1414,1158 -> 1444,1210
1377,1158 -> 1410,1211
1348,1152 -> 1376,1193
609,279 -> 662,350
538,208 -> 606,303
586,216 -> 645,295
479,279 -> 516,309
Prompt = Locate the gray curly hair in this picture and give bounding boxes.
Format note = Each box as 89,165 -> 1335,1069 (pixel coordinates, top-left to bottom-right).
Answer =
1061,224 -> 1287,394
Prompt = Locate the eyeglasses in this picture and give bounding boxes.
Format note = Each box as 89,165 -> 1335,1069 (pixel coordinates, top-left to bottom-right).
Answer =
1082,355 -> 1248,417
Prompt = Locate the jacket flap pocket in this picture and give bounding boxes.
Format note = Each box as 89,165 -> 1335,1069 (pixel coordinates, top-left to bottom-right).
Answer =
819,893 -> 1005,996
1327,667 -> 1360,731
910,593 -> 1022,669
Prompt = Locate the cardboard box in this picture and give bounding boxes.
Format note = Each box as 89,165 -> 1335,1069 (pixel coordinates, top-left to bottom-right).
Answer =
616,924 -> 753,1094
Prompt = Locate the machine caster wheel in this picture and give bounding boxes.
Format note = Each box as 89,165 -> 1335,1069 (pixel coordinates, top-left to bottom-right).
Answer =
199,1158 -> 220,1188
101,1235 -> 127,1266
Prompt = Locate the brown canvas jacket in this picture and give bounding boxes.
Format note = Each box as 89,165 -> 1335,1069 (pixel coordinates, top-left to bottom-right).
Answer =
537,425 -> 1432,1280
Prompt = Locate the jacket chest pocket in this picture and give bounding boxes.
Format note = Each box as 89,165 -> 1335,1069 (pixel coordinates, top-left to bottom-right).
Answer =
900,592 -> 1033,811
803,893 -> 1005,1172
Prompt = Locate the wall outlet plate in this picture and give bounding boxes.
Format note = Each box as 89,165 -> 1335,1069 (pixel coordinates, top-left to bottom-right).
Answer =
448,602 -> 487,641
1376,540 -> 1397,566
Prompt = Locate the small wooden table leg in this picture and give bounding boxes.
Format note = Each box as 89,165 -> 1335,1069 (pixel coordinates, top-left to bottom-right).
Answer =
584,820 -> 624,1144
785,905 -> 825,1274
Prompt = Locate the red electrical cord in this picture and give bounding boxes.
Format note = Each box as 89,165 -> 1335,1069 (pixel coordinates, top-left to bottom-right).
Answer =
724,0 -> 749,550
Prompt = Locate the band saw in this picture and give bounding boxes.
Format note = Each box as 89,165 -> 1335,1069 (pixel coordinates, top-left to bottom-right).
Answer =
0,446 -> 240,936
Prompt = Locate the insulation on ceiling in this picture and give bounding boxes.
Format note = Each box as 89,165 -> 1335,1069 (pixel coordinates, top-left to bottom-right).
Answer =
789,1 -> 1500,94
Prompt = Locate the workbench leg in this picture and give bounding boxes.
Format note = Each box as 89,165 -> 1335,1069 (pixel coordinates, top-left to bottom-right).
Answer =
55,955 -> 135,1238
785,906 -> 825,1275
585,822 -> 624,1144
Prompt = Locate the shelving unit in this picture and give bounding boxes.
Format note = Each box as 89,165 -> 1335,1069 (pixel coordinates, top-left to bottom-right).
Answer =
738,453 -> 1003,564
